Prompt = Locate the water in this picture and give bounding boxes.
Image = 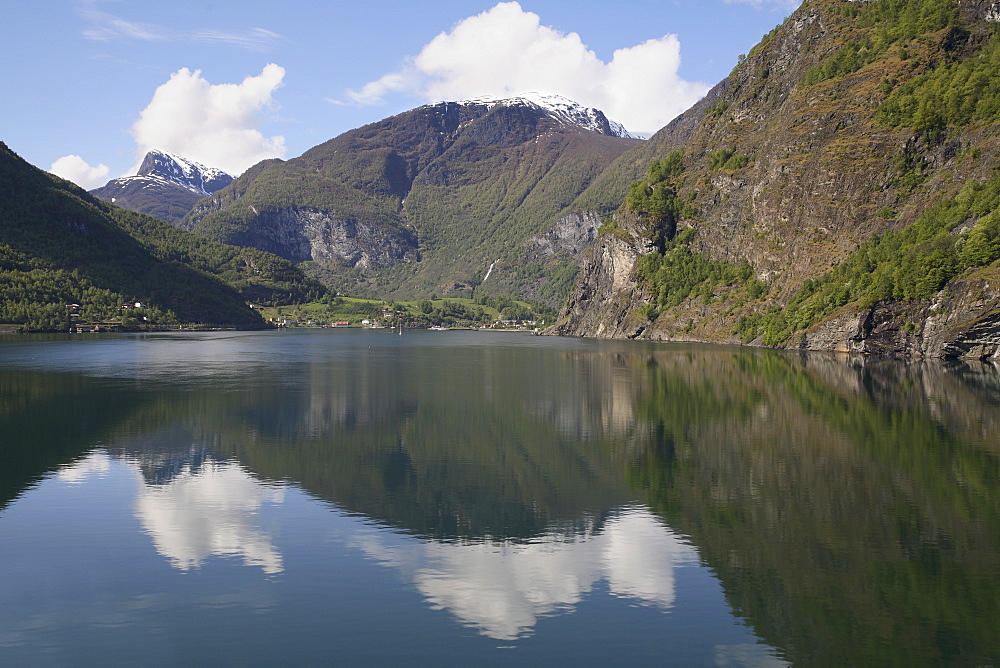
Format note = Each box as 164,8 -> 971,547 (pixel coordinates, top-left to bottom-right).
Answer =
1,329 -> 997,665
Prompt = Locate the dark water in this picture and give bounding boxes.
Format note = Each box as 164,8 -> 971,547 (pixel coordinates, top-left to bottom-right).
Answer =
1,329 -> 998,666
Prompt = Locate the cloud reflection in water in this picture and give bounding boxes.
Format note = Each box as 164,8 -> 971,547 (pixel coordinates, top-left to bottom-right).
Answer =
56,452 -> 695,640
131,458 -> 285,574
351,506 -> 697,640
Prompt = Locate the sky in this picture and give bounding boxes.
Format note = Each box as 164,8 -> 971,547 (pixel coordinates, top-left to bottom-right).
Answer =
2,0 -> 801,190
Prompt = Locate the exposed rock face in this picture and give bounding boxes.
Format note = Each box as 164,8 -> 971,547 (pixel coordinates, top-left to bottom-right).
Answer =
555,216 -> 651,340
525,212 -> 602,259
554,0 -> 1000,360
228,206 -> 419,269
790,277 -> 1000,360
135,150 -> 233,194
921,278 -> 1000,359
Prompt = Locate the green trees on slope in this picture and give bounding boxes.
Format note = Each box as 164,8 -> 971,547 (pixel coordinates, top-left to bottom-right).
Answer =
625,151 -> 694,250
736,170 -> 1000,345
878,29 -> 1000,138
626,152 -> 767,321
801,0 -> 959,86
0,142 -> 324,331
623,0 -> 1000,345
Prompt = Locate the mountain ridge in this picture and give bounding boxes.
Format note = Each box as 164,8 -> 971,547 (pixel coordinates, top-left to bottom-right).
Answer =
135,150 -> 233,195
449,93 -> 641,139
181,95 -> 641,304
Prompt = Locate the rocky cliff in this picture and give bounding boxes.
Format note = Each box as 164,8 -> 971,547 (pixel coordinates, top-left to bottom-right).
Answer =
555,0 -> 1000,360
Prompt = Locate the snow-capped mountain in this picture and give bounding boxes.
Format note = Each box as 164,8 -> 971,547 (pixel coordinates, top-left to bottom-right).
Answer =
91,151 -> 233,224
181,92 -> 641,305
136,150 -> 233,196
454,93 -> 641,139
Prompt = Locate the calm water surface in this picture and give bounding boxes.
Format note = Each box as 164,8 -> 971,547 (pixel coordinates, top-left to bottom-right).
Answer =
1,329 -> 998,665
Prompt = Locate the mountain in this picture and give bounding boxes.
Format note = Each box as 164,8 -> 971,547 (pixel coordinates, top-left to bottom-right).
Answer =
91,150 -> 233,224
181,94 -> 640,304
0,142 -> 323,331
554,0 -> 1000,360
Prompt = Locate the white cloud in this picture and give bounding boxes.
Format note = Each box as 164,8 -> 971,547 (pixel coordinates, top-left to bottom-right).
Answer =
341,1 -> 710,136
49,154 -> 110,189
192,27 -> 283,50
79,1 -> 168,43
130,64 -> 287,176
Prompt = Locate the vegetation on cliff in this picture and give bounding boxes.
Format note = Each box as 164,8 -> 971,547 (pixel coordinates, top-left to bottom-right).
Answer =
733,1 -> 1000,346
878,21 -> 1000,135
625,152 -> 768,321
738,167 -> 1000,345
801,0 -> 960,86
565,0 -> 1000,356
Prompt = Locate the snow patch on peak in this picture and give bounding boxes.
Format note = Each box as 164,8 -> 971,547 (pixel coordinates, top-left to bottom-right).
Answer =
139,150 -> 233,195
452,93 -> 642,139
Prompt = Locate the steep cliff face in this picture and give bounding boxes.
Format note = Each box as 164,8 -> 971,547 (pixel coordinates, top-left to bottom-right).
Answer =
556,0 -> 1000,359
524,212 -> 602,259
556,215 -> 652,339
220,206 -> 419,269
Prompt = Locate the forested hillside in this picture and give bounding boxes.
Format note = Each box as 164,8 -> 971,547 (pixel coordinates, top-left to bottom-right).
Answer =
556,0 -> 1000,359
181,96 -> 639,305
0,142 -> 324,331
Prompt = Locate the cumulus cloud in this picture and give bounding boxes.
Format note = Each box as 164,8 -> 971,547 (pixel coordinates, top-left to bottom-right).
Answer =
130,64 -> 287,176
49,154 -> 110,189
340,1 -> 710,136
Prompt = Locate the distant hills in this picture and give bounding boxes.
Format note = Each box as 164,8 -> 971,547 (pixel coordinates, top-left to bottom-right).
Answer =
0,142 -> 323,331
91,150 -> 233,225
179,94 -> 641,305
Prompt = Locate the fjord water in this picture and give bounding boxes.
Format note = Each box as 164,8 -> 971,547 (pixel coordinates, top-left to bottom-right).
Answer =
1,330 -> 998,665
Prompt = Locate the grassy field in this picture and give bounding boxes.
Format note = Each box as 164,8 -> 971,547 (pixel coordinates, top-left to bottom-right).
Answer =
254,295 -> 556,329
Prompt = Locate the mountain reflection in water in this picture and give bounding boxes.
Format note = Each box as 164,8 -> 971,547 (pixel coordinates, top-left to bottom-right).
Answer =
0,330 -> 997,665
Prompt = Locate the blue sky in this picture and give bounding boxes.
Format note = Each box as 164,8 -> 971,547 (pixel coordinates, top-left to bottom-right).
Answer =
2,0 -> 800,188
